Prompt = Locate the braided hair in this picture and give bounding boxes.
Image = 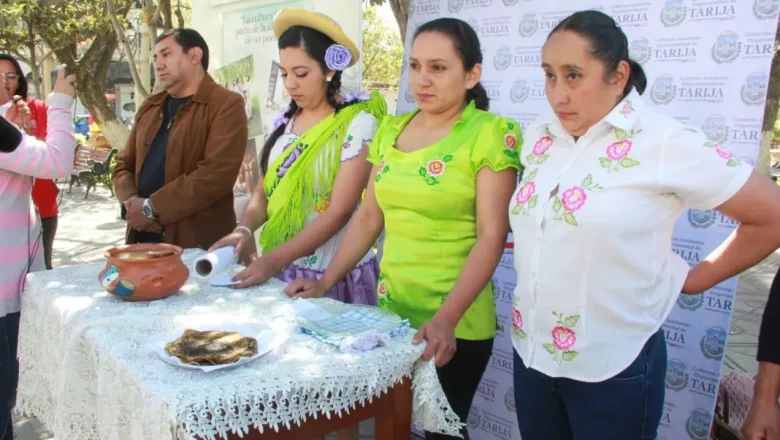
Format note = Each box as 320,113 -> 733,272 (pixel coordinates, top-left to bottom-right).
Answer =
260,26 -> 356,175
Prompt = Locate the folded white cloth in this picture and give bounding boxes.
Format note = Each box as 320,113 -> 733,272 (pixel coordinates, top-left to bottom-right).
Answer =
338,331 -> 391,354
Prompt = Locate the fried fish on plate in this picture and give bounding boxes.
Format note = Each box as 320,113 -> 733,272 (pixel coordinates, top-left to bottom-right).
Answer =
164,329 -> 258,366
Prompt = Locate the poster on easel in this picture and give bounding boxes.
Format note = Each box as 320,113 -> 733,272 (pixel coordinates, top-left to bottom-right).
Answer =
213,55 -> 262,218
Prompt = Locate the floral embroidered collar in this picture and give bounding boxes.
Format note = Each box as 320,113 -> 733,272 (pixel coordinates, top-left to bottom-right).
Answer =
603,90 -> 643,131
541,90 -> 644,140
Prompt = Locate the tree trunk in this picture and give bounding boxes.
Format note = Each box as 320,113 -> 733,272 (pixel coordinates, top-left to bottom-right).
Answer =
160,0 -> 173,29
388,0 -> 410,41
25,14 -> 42,99
137,0 -> 155,109
52,29 -> 130,150
41,50 -> 56,97
106,0 -> 149,100
174,0 -> 185,28
757,19 -> 780,177
29,62 -> 42,100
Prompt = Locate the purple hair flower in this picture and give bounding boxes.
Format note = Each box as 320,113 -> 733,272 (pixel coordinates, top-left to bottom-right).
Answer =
325,44 -> 352,71
344,90 -> 370,103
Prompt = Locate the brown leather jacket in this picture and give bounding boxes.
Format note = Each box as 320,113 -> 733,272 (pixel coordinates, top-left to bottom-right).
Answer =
112,74 -> 248,249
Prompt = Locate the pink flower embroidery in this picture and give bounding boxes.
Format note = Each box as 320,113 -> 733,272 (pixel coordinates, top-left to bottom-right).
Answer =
511,169 -> 539,216
533,136 -> 553,156
552,326 -> 577,351
512,308 -> 523,330
516,182 -> 536,204
606,140 -> 632,161
543,312 -> 580,364
526,135 -> 553,166
378,281 -> 387,298
505,133 -> 518,151
621,101 -> 633,116
715,144 -> 732,160
552,175 -> 601,227
512,307 -> 527,339
704,141 -> 740,167
600,127 -> 641,172
426,159 -> 446,177
561,187 -> 587,212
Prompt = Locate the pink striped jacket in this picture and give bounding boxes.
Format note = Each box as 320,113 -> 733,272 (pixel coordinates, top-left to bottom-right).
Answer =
0,93 -> 75,317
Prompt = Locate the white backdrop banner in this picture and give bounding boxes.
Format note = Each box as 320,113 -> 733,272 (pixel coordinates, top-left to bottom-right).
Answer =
397,1 -> 779,439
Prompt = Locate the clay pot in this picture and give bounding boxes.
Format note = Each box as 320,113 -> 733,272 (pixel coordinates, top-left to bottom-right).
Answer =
98,243 -> 190,301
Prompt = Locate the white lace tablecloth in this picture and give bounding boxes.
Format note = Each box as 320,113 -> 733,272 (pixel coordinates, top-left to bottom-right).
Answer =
16,250 -> 462,440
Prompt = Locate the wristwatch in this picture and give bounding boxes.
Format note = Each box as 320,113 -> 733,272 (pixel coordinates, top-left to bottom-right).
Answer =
142,198 -> 156,219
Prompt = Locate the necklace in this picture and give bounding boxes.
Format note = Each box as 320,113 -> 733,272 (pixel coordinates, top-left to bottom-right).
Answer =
166,98 -> 190,129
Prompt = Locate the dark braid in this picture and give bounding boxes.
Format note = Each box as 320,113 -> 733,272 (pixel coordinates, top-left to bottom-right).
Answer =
326,72 -> 344,112
260,25 -> 365,176
260,100 -> 299,175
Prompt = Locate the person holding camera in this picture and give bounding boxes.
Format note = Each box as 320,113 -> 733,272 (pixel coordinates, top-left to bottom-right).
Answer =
0,53 -> 62,270
0,65 -> 76,440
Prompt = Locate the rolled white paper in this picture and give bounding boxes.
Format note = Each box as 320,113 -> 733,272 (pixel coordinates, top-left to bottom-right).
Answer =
194,246 -> 237,279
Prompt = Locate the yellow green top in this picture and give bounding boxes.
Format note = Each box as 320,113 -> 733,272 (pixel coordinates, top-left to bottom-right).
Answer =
368,101 -> 523,340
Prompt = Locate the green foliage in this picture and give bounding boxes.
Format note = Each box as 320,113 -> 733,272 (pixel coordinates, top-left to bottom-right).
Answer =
213,56 -> 255,87
0,0 -> 122,56
362,5 -> 403,89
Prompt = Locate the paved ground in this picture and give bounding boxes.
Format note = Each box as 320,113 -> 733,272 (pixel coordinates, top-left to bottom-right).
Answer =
13,184 -> 775,439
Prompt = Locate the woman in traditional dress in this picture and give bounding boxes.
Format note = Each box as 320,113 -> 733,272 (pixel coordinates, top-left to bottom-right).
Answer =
284,18 -> 522,440
211,7 -> 386,301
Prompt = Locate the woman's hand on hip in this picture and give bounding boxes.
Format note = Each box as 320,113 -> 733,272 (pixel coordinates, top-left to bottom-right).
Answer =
413,314 -> 457,368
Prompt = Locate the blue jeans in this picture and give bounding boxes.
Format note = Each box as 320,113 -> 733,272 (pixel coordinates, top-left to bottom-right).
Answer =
513,329 -> 666,440
0,312 -> 20,440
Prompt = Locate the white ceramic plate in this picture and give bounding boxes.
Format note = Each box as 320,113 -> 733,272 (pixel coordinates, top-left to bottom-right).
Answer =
207,273 -> 241,286
150,323 -> 273,372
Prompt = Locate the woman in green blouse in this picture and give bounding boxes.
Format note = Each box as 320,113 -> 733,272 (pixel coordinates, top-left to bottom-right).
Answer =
285,18 -> 522,439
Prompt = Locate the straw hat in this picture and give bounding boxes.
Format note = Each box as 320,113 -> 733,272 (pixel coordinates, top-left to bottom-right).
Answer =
272,8 -> 360,67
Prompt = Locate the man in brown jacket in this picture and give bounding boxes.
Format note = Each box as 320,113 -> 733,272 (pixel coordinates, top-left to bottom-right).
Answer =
113,28 -> 248,249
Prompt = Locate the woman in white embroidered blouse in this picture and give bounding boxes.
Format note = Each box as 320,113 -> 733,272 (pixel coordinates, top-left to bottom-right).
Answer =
508,10 -> 780,440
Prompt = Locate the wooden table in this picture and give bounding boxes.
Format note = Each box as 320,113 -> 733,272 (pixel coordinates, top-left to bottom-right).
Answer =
219,379 -> 412,440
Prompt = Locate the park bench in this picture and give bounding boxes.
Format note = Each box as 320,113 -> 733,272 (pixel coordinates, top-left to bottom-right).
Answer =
68,145 -> 117,199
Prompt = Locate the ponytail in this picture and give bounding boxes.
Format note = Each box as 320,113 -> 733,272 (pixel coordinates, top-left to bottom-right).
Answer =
466,82 -> 490,111
626,59 -> 647,96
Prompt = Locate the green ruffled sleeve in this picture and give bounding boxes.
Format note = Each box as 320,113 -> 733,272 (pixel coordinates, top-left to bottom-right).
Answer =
470,115 -> 524,174
368,114 -> 393,166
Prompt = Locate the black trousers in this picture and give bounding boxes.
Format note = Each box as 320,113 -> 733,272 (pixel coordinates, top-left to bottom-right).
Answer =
40,216 -> 58,270
425,338 -> 494,440
0,312 -> 20,440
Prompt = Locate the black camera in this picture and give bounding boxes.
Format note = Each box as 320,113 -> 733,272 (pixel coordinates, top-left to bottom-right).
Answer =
0,115 -> 23,153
